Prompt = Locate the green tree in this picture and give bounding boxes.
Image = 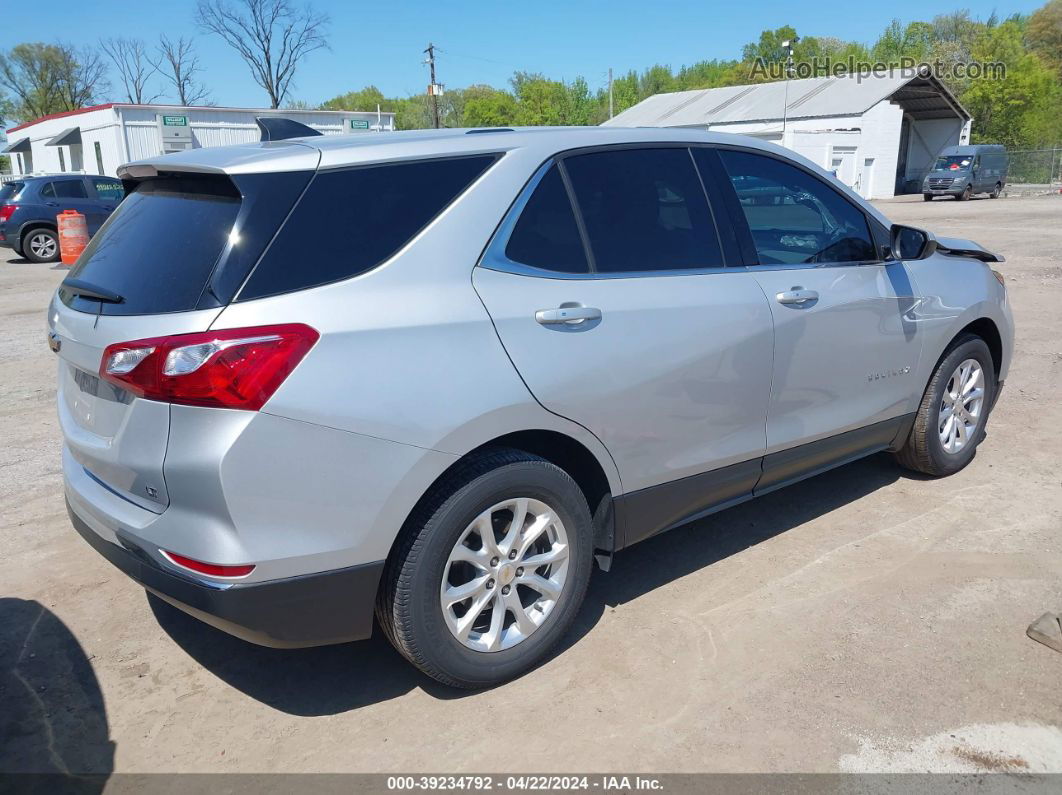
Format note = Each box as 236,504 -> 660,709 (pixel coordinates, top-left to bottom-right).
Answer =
322,85 -> 389,111
1027,0 -> 1062,76
963,19 -> 1062,147
0,42 -> 108,123
461,84 -> 517,127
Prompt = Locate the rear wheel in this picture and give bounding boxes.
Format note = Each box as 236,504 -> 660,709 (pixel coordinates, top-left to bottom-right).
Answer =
958,184 -> 972,201
895,335 -> 996,476
990,182 -> 1001,199
23,228 -> 59,263
377,449 -> 594,688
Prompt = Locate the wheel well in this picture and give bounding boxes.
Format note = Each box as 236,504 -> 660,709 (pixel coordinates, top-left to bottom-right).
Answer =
387,430 -> 617,574
17,222 -> 56,246
957,318 -> 1003,379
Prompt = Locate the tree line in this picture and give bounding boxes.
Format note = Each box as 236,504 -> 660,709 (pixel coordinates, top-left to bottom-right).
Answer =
323,3 -> 1062,150
2,0 -> 1060,156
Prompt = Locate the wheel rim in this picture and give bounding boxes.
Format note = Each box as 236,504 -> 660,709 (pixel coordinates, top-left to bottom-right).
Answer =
29,233 -> 56,258
938,358 -> 985,454
441,497 -> 570,653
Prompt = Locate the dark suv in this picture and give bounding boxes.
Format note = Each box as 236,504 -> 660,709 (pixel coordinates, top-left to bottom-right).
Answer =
0,175 -> 124,262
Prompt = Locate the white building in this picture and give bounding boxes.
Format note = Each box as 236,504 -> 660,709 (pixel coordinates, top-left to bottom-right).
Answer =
602,72 -> 971,199
3,103 -> 396,178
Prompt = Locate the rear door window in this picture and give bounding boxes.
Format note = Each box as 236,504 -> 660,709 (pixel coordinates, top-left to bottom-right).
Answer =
504,165 -> 588,273
44,180 -> 88,199
561,148 -> 723,273
239,154 -> 498,300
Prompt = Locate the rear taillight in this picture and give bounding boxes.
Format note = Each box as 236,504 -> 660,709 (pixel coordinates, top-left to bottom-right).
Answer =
0,205 -> 17,222
100,324 -> 319,410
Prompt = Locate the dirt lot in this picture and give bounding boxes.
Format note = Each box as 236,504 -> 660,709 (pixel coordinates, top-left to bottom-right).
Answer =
2,195 -> 1061,776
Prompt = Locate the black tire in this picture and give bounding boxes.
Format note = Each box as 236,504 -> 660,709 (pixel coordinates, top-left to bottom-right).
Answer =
990,182 -> 1001,199
377,448 -> 594,689
22,227 -> 59,263
895,334 -> 996,477
958,184 -> 972,201
923,193 -> 934,202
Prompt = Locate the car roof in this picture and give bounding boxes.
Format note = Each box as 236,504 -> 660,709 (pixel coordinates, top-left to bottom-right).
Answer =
119,126 -> 794,176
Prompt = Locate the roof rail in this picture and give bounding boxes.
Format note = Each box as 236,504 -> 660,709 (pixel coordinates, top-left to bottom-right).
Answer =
466,128 -> 514,134
255,117 -> 324,142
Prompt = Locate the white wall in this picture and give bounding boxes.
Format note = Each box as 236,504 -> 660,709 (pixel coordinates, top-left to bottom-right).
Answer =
7,105 -> 396,177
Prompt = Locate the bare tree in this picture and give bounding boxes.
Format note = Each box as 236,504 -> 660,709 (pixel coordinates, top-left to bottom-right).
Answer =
101,37 -> 161,104
196,0 -> 329,108
157,35 -> 211,105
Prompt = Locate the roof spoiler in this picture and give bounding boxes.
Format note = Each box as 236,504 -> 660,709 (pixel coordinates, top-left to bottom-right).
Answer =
255,117 -> 323,142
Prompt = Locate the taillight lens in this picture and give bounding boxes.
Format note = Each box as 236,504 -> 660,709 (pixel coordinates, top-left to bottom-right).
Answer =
0,205 -> 17,222
100,324 -> 318,410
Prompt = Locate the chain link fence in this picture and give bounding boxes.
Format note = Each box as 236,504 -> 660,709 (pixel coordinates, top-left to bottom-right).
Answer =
1007,148 -> 1062,187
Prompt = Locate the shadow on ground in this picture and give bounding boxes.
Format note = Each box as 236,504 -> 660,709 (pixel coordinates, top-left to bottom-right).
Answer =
152,453 -> 906,715
0,598 -> 114,785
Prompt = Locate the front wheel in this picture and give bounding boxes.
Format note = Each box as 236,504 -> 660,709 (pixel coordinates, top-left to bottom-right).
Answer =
377,449 -> 594,688
923,193 -> 934,202
895,335 -> 996,476
958,184 -> 972,201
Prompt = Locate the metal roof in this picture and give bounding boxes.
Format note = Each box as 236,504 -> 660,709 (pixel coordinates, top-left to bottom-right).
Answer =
45,127 -> 82,146
603,72 -> 969,127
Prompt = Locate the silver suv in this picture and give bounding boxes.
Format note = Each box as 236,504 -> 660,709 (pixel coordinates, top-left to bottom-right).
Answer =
51,126 -> 1013,688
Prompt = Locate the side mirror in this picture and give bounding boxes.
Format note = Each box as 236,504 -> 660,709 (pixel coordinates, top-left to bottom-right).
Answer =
890,224 -> 937,260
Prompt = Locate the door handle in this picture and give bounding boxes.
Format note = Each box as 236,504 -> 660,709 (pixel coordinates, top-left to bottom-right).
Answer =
535,305 -> 602,325
776,288 -> 819,305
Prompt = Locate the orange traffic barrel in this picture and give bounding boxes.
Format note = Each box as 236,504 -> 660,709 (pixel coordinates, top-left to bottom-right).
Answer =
57,209 -> 89,266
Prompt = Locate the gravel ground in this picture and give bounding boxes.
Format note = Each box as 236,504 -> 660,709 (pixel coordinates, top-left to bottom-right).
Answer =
1,194 -> 1060,776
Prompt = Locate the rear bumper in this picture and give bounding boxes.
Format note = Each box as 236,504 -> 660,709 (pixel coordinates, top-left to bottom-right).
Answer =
68,500 -> 385,648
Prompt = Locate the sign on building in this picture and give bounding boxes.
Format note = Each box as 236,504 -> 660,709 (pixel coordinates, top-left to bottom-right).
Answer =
156,113 -> 193,153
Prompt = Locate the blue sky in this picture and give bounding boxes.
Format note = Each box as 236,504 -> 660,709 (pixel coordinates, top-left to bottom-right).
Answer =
1,0 -> 1047,108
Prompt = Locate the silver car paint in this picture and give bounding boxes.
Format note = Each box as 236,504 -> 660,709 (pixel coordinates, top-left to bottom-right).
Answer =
58,126 -> 1013,587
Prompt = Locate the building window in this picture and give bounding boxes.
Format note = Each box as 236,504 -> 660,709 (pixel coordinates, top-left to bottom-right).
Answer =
94,142 -> 105,175
58,148 -> 66,172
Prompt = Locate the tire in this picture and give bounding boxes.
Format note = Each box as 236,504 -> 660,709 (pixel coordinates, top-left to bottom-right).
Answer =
923,193 -> 934,202
958,184 -> 972,201
22,228 -> 59,263
990,183 -> 1001,199
895,334 -> 996,477
377,448 -> 594,688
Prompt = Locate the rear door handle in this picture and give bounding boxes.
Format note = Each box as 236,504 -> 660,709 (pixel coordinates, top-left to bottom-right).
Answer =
776,288 -> 819,305
535,306 -> 602,325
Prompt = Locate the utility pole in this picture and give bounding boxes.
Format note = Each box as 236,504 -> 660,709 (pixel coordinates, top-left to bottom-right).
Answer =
780,37 -> 799,145
424,42 -> 441,129
608,67 -> 614,119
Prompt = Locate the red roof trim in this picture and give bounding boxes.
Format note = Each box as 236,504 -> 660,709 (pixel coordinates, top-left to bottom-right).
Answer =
7,103 -> 116,133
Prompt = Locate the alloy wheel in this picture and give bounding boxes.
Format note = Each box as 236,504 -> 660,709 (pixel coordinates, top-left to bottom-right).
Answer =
938,358 -> 985,454
441,497 -> 570,653
29,232 -> 57,259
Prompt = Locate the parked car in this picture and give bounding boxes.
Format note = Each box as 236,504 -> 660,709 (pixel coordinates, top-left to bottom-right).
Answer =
923,144 -> 1009,201
51,127 -> 1013,688
0,175 -> 125,262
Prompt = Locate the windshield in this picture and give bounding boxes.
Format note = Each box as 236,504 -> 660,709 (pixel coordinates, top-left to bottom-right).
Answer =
0,182 -> 25,202
934,155 -> 973,171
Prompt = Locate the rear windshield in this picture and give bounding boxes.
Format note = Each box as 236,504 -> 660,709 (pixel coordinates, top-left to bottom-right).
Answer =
62,175 -> 242,315
0,182 -> 24,202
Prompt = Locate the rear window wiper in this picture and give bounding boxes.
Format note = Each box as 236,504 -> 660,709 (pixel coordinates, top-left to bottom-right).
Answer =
61,279 -> 125,304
